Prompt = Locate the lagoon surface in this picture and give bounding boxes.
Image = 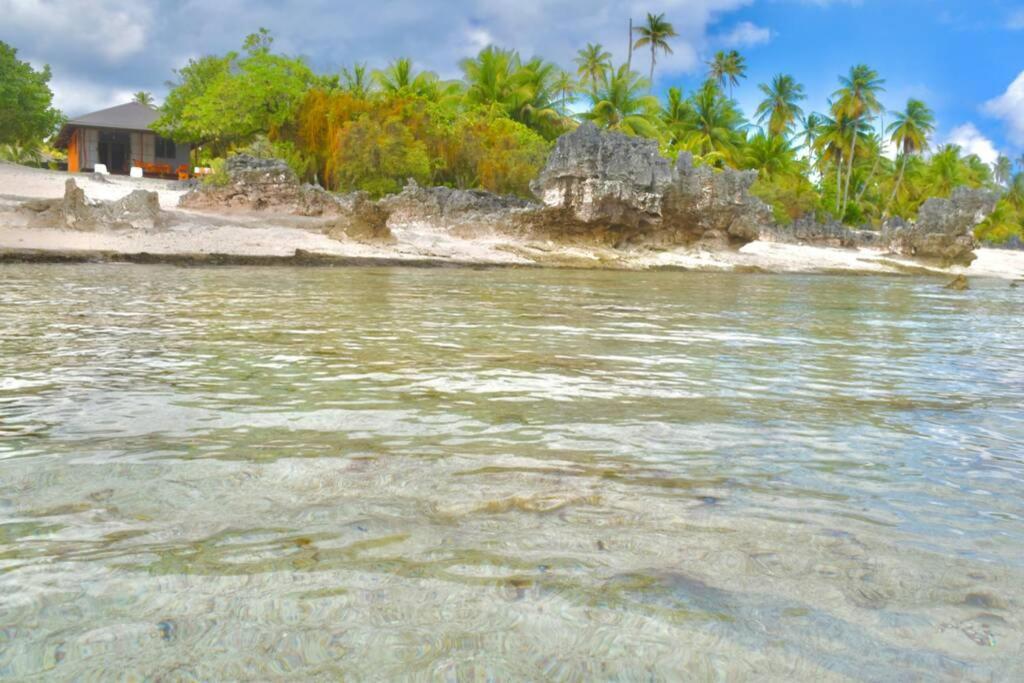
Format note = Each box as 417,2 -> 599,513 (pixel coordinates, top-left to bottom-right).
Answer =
1,265 -> 1022,680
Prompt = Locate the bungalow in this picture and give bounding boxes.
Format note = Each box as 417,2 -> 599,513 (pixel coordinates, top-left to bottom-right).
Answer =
55,102 -> 191,175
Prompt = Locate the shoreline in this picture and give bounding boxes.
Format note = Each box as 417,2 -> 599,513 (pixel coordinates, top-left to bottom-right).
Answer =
2,162 -> 1023,279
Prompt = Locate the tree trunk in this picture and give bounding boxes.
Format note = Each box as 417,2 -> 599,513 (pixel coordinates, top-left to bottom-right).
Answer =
627,18 -> 633,74
649,47 -> 655,89
841,126 -> 857,217
835,154 -> 843,214
884,151 -> 908,217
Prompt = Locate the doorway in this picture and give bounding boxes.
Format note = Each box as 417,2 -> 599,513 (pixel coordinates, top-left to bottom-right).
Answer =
97,131 -> 131,174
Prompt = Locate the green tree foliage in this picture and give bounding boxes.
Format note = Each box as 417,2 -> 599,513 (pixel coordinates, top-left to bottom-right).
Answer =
154,29 -> 314,151
582,65 -> 662,137
707,50 -> 746,99
133,91 -> 155,106
754,74 -> 806,137
0,41 -> 62,147
574,43 -> 612,93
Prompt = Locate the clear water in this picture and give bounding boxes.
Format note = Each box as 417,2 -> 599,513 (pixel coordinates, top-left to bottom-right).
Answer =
1,265 -> 1022,680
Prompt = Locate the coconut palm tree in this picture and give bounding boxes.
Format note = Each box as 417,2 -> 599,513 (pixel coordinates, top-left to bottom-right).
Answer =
928,144 -> 966,196
708,50 -> 746,99
833,64 -> 885,216
799,113 -> 823,167
662,86 -> 693,146
676,80 -> 745,161
884,98 -> 935,215
574,43 -> 612,93
744,132 -> 799,178
372,57 -> 443,98
552,70 -> 577,114
632,13 -> 678,87
460,46 -> 519,111
754,74 -> 806,137
340,63 -> 373,98
133,91 -> 154,107
993,155 -> 1013,186
583,65 -> 662,137
1017,154 -> 1024,175
816,108 -> 872,213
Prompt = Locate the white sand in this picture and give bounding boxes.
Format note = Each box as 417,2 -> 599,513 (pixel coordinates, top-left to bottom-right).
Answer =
1,161 -> 1022,277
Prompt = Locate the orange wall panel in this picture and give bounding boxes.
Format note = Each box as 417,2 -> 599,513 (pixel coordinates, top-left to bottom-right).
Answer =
68,129 -> 80,173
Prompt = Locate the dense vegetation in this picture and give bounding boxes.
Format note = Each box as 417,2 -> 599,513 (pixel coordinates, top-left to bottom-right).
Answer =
3,17 -> 1023,243
0,40 -> 63,166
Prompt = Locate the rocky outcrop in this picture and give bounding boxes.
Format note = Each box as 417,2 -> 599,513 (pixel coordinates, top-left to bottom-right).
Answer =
523,123 -> 772,248
379,180 -> 534,237
762,217 -> 881,249
19,179 -> 164,230
322,192 -> 394,244
179,155 -> 394,243
179,155 -> 342,217
882,187 -> 998,266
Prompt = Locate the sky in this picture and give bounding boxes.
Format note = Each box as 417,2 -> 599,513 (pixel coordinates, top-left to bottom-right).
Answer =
2,0 -> 1022,163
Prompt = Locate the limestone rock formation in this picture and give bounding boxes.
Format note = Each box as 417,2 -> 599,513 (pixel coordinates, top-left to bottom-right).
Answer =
19,179 -> 164,230
179,155 -> 341,216
761,216 -> 881,249
882,187 -> 998,266
525,123 -> 772,248
322,192 -> 394,244
379,179 -> 534,236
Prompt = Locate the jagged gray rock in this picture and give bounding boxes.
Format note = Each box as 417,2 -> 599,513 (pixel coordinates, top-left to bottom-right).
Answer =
524,123 -> 772,248
882,187 -> 998,266
762,216 -> 881,249
378,179 -> 534,236
19,179 -> 164,230
179,155 -> 342,216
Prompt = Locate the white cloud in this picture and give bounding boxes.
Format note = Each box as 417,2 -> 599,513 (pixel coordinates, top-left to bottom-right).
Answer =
944,123 -> 1000,165
983,69 -> 1024,146
718,21 -> 772,48
1,0 -> 152,62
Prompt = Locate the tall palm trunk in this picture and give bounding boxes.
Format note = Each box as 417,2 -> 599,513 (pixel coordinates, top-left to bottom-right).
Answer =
884,151 -> 909,217
834,155 -> 842,213
626,18 -> 633,74
841,124 -> 857,216
649,46 -> 655,89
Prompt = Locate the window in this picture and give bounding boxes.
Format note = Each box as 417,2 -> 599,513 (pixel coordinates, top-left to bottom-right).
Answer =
155,136 -> 176,159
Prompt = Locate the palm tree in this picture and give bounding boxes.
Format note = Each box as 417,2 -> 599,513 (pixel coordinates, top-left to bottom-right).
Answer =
133,91 -> 154,107
799,113 -> 823,167
508,57 -> 564,135
816,108 -> 871,213
676,80 -> 745,161
632,13 -> 678,87
372,58 -> 442,98
929,144 -> 966,196
461,46 -> 519,111
833,64 -> 885,216
552,70 -> 577,114
708,50 -> 746,99
993,155 -> 1013,186
744,132 -> 799,178
662,86 -> 693,146
574,43 -> 612,93
754,74 -> 806,137
884,98 -> 935,215
583,65 -> 662,137
340,63 -> 373,98
1017,154 -> 1024,175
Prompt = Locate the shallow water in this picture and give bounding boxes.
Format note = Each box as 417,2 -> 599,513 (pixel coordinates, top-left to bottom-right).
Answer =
1,265 -> 1022,680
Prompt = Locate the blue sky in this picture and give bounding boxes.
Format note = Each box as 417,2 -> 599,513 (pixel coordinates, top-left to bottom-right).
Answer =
1,0 -> 1022,161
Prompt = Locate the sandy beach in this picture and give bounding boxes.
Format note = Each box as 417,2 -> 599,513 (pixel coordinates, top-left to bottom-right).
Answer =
2,161 -> 1022,278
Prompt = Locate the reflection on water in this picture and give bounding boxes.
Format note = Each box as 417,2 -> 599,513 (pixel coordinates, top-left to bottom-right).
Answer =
0,265 -> 1022,680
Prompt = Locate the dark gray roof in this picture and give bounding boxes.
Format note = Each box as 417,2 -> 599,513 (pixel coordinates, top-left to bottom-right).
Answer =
65,101 -> 160,131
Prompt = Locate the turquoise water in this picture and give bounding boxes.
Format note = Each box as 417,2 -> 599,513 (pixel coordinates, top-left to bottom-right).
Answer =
1,265 -> 1022,680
